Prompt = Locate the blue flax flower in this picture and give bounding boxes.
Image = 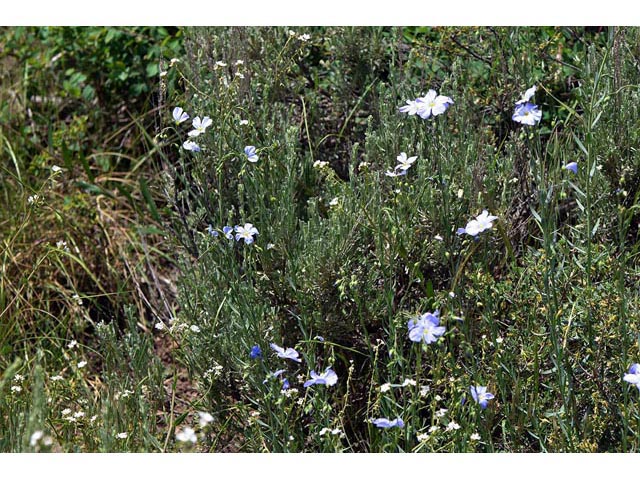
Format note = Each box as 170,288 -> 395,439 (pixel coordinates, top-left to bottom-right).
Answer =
207,225 -> 219,237
172,107 -> 189,124
564,162 -> 578,174
249,345 -> 262,359
223,226 -> 234,239
408,310 -> 446,345
303,367 -> 338,388
263,368 -> 286,384
182,140 -> 201,152
234,223 -> 259,244
244,146 -> 259,163
623,364 -> 640,391
372,417 -> 404,429
470,385 -> 495,409
270,343 -> 301,363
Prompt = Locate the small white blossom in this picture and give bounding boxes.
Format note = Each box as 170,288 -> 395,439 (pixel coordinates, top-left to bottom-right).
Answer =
401,378 -> 417,387
116,432 -> 128,439
239,119 -> 249,126
419,385 -> 430,397
299,34 -> 311,42
27,194 -> 40,204
429,425 -> 440,433
235,60 -> 244,66
51,375 -> 63,381
190,325 -> 201,333
176,427 -> 197,444
13,374 -> 24,382
52,165 -> 62,173
67,340 -> 77,349
446,421 -> 461,431
11,385 -> 22,393
73,411 -> 85,419
155,322 -> 165,331
30,431 -> 44,447
197,412 -> 214,427
215,61 -> 227,68
329,197 -> 339,206
435,408 -> 448,418
416,432 -> 430,442
61,408 -> 72,416
380,383 -> 391,393
77,360 -> 87,369
470,433 -> 481,441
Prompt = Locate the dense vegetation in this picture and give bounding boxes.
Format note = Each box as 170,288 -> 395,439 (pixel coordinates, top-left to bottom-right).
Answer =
2,26 -> 640,452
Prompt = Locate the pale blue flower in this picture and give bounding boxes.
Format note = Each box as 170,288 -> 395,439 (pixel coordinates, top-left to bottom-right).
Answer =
172,107 -> 189,124
263,368 -> 286,384
564,162 -> 578,174
512,102 -> 541,126
234,223 -> 259,244
470,385 -> 495,409
457,210 -> 498,237
398,99 -> 422,116
207,225 -> 218,237
244,146 -> 259,163
282,378 -> 290,390
372,417 -> 404,429
516,85 -> 537,105
182,140 -> 201,152
416,89 -> 454,119
188,116 -> 213,137
223,226 -> 233,239
270,343 -> 301,363
623,364 -> 640,391
303,367 -> 338,388
408,310 -> 446,344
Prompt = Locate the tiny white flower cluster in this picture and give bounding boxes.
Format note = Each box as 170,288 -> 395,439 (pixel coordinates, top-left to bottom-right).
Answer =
203,363 -> 224,380
56,240 -> 70,253
29,430 -> 53,448
176,427 -> 197,444
318,427 -> 345,438
27,194 -> 40,204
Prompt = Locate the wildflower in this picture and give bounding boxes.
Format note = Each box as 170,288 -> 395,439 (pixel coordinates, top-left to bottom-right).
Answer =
30,431 -> 44,447
623,364 -> 640,391
496,336 -> 504,344
207,225 -> 219,237
434,235 -> 443,241
182,140 -> 201,152
11,385 -> 22,393
446,421 -> 461,431
435,408 -> 448,418
401,378 -> 417,387
385,168 -> 407,178
282,378 -> 291,390
176,427 -> 197,444
239,119 -> 249,126
448,291 -> 456,298
155,322 -> 165,331
416,432 -> 430,442
244,145 -> 259,163
380,383 -> 392,393
172,107 -> 189,125
77,360 -> 87,369
470,385 -> 495,409
457,210 -> 498,237
429,425 -> 440,433
270,343 -> 302,363
516,85 -> 537,105
27,194 -> 39,204
372,417 -> 404,429
198,412 -> 214,427
396,152 -> 417,172
263,369 -> 287,384
512,102 -> 541,126
190,325 -> 201,333
314,335 -> 325,342
408,310 -> 446,345
188,116 -> 212,137
235,60 -> 245,66
61,408 -> 72,416
249,345 -> 262,359
215,61 -> 228,68
329,197 -> 339,207
73,411 -> 85,419
13,374 -> 24,382
235,72 -> 245,79
223,226 -> 234,239
52,165 -> 62,173
470,433 -> 481,441
313,160 -> 329,169
416,89 -> 454,119
67,340 -> 77,349
398,98 -> 422,116
419,385 -> 431,397
303,367 -> 338,388
564,162 -> 578,174
298,33 -> 311,42
116,432 -> 128,439
234,223 -> 259,244
72,294 -> 82,305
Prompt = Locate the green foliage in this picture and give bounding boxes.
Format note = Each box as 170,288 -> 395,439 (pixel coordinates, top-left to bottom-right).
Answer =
167,26 -> 640,452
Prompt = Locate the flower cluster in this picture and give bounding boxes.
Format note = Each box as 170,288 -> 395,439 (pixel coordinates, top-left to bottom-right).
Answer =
207,223 -> 259,245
